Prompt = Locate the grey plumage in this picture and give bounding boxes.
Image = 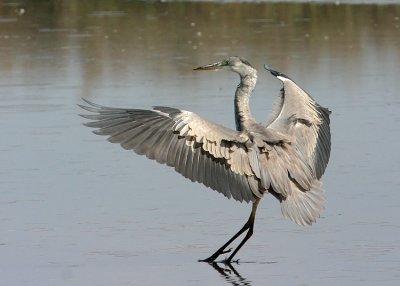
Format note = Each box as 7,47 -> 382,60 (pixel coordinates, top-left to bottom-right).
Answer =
79,56 -> 331,263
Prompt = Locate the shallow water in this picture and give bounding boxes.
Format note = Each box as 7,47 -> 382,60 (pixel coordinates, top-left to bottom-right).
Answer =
1,1 -> 400,285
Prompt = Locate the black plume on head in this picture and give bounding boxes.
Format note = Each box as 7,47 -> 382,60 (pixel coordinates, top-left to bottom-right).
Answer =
239,58 -> 254,68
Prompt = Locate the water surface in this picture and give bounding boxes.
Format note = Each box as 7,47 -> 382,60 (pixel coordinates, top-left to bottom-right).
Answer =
0,1 -> 399,285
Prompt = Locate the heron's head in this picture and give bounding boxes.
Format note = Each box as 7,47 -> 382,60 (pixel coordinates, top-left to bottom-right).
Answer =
194,56 -> 255,77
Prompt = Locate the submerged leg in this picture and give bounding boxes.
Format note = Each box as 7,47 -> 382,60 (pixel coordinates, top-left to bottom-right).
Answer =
199,199 -> 260,263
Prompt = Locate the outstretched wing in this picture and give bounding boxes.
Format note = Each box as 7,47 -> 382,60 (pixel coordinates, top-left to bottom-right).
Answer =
261,72 -> 331,225
266,76 -> 331,180
78,99 -> 263,203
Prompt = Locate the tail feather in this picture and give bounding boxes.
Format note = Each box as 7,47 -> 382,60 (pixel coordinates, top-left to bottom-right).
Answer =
280,180 -> 325,226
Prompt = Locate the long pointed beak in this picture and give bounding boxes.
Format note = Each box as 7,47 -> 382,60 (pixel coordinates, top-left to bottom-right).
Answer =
194,61 -> 225,71
263,64 -> 281,77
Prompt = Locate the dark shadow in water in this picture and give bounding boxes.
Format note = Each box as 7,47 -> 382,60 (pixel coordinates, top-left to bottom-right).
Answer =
206,260 -> 278,286
209,262 -> 253,286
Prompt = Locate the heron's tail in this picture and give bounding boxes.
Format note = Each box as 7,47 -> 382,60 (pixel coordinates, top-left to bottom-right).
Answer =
280,180 -> 326,226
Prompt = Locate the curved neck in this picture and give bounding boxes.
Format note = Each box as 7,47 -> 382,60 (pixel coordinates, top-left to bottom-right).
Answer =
234,72 -> 257,131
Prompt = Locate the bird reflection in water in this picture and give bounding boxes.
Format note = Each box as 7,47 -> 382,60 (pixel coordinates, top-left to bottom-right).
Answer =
206,260 -> 277,286
209,262 -> 253,286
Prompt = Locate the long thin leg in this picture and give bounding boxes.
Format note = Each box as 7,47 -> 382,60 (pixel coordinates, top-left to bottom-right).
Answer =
199,199 -> 260,263
225,221 -> 254,263
199,220 -> 250,262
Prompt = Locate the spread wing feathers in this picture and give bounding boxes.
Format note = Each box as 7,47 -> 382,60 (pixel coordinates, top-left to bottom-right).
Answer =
280,179 -> 325,226
263,79 -> 330,225
266,79 -> 331,180
78,99 -> 262,203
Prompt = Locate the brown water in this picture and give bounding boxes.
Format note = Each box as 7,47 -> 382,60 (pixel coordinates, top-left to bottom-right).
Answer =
1,1 -> 400,285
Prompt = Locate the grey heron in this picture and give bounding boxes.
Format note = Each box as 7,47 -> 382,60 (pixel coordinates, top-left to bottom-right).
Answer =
79,56 -> 331,263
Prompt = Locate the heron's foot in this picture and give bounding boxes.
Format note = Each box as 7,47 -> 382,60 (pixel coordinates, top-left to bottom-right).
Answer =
198,248 -> 232,263
198,257 -> 216,263
221,258 -> 240,265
